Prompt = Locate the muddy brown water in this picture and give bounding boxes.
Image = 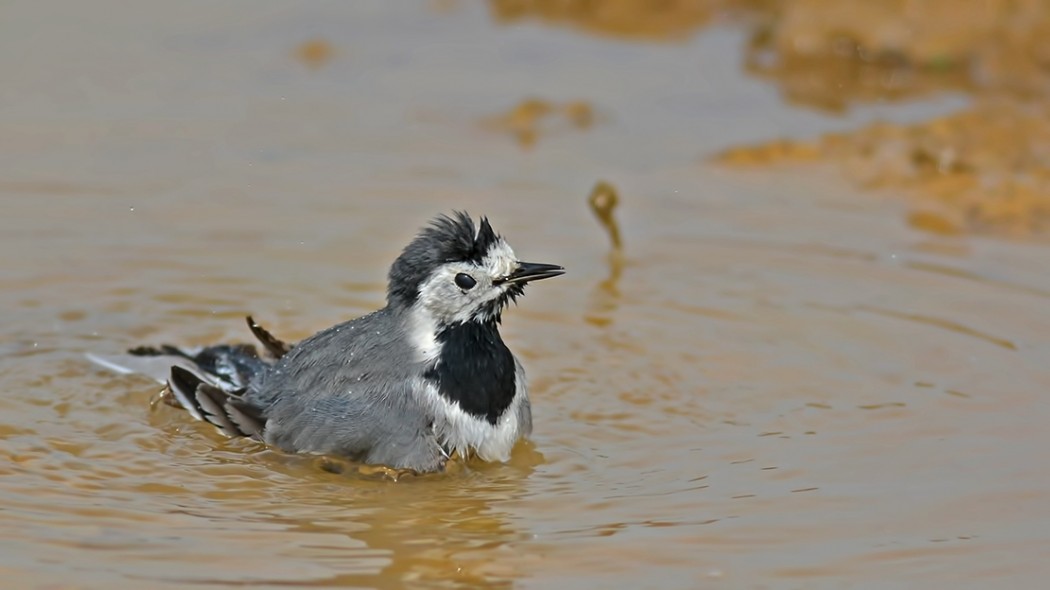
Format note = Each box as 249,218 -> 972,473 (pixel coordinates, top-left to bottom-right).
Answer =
3,2 -> 1050,589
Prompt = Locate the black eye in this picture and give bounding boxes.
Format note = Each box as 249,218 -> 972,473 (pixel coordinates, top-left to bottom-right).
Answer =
454,273 -> 477,290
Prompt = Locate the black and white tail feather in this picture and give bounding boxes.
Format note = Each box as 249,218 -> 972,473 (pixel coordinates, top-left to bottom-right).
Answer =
87,316 -> 289,439
167,365 -> 264,438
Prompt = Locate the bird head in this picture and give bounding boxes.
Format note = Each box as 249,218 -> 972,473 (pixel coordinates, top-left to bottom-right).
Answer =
387,212 -> 564,325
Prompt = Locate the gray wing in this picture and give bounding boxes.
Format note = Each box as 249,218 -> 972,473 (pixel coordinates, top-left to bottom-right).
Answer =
249,309 -> 446,472
513,355 -> 533,439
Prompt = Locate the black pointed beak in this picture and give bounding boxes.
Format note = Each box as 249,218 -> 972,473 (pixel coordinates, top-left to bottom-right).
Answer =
495,262 -> 565,285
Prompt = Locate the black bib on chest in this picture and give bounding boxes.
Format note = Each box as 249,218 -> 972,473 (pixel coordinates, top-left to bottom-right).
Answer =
424,320 -> 516,425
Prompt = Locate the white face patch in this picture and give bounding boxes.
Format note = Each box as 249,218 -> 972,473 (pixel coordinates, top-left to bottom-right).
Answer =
479,239 -> 517,280
413,237 -> 520,326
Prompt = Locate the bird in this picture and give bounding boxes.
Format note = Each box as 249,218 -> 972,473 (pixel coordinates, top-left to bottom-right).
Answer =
87,212 -> 564,473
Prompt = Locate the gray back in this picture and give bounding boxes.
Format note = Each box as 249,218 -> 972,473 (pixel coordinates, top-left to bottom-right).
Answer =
248,307 -> 444,471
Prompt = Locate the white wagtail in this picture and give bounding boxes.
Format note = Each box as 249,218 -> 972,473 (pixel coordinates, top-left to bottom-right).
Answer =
88,212 -> 564,473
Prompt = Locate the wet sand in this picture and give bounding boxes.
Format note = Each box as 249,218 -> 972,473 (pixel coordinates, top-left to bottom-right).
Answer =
2,2 -> 1050,588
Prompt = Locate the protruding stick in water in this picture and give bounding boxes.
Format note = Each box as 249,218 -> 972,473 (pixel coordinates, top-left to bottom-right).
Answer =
588,181 -> 622,249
